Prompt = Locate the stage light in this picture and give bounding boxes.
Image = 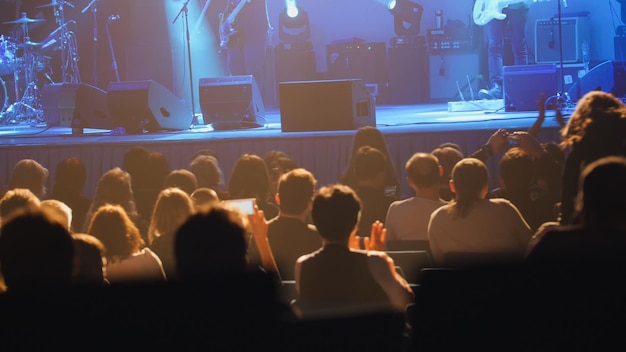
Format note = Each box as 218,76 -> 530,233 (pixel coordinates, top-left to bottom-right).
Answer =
279,1 -> 310,43
388,0 -> 423,37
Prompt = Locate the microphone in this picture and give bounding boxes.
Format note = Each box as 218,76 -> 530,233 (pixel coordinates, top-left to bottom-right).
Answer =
562,0 -> 568,8
108,14 -> 120,24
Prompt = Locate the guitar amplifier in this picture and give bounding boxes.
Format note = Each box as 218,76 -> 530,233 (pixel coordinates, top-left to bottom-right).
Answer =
535,17 -> 590,64
326,42 -> 388,84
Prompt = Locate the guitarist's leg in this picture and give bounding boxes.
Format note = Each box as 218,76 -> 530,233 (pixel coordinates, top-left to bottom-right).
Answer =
504,7 -> 529,66
486,19 -> 506,87
227,35 -> 246,76
479,19 -> 506,99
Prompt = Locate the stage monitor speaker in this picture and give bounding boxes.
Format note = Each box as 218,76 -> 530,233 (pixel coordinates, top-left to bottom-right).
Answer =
535,17 -> 590,64
42,83 -> 77,127
42,83 -> 113,132
503,64 -> 557,112
428,52 -> 481,101
199,75 -> 265,130
107,80 -> 192,133
279,79 -> 376,132
567,60 -> 621,101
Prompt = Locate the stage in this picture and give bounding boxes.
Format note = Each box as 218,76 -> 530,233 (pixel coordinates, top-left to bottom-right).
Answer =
0,103 -> 566,199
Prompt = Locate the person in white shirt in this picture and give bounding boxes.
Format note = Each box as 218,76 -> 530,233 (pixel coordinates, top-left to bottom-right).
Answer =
385,153 -> 448,243
427,158 -> 532,267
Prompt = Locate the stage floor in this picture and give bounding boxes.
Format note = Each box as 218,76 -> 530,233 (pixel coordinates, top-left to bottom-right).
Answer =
0,103 -> 565,144
0,103 -> 567,198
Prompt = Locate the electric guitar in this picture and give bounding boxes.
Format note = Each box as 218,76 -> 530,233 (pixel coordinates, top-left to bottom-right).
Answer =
219,0 -> 251,50
473,0 -> 531,26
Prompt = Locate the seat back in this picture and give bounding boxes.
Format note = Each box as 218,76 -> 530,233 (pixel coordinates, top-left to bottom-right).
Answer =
385,250 -> 433,284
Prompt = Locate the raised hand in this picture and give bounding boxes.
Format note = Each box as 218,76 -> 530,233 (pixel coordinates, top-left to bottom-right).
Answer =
364,221 -> 386,251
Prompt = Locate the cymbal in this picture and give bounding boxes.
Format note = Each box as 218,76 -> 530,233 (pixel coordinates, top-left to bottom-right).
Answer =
18,41 -> 43,48
3,16 -> 45,25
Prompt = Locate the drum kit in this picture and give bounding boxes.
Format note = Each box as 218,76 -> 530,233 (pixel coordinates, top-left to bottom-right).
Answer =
0,0 -> 79,126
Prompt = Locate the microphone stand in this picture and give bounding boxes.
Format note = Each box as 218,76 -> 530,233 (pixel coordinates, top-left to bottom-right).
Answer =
106,17 -> 120,82
82,0 -> 99,86
172,0 -> 196,126
555,0 -> 570,108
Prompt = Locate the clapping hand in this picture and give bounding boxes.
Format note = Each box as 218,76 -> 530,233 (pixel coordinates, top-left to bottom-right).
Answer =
364,220 -> 386,251
348,221 -> 387,251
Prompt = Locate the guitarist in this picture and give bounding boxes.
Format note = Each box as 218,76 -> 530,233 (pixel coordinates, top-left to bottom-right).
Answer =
220,0 -> 271,89
478,1 -> 530,100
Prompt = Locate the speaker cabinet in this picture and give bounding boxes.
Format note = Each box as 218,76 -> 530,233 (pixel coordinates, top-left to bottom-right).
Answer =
199,75 -> 265,130
503,64 -> 557,112
428,52 -> 481,101
279,79 -> 376,132
274,44 -> 317,105
42,83 -> 113,132
107,80 -> 192,133
42,83 -> 77,127
326,42 -> 388,84
387,41 -> 428,104
535,17 -> 590,64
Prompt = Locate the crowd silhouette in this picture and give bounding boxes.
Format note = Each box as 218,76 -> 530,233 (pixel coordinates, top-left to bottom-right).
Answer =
1,90 -> 626,350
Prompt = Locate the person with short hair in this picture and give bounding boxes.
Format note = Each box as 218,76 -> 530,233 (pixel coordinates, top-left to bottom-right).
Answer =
295,185 -> 414,315
385,153 -> 447,243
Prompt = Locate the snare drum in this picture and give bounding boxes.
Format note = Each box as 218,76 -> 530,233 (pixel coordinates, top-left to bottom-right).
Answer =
0,35 -> 18,76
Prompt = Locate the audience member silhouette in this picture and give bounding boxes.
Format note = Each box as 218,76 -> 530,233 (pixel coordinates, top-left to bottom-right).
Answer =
431,145 -> 464,201
49,157 -> 91,232
533,142 -> 565,219
0,188 -> 41,226
190,187 -> 220,209
295,184 -> 414,316
249,168 -> 322,281
489,147 -> 554,232
264,150 -> 299,201
340,126 -> 402,198
352,146 -> 398,239
385,153 -> 447,244
227,153 -> 279,220
71,233 -> 107,286
0,210 -> 73,292
527,155 -> 626,262
427,158 -> 532,267
136,151 -> 171,226
558,91 -> 626,224
190,155 -> 223,193
175,203 -> 278,280
83,167 -> 148,242
41,199 -> 72,232
148,187 -> 196,280
192,149 -> 225,190
7,159 -> 49,199
163,169 -> 198,196
87,204 -> 166,283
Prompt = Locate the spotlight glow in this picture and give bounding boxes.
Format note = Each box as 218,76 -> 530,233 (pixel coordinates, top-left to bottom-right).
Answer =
286,0 -> 299,18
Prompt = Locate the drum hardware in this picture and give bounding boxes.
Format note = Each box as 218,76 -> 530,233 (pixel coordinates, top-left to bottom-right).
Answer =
0,13 -> 46,125
0,35 -> 18,76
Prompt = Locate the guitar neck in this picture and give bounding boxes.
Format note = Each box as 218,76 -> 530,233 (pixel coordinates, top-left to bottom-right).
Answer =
226,0 -> 249,23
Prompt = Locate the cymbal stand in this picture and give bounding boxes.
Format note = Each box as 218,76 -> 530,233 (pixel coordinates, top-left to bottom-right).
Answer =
54,0 -> 80,83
